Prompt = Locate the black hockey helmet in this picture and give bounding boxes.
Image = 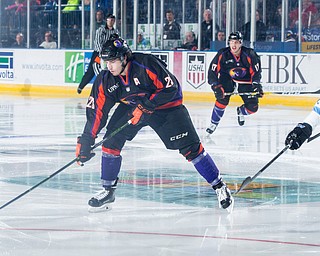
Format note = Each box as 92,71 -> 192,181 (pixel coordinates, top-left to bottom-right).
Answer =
100,34 -> 132,61
228,31 -> 243,44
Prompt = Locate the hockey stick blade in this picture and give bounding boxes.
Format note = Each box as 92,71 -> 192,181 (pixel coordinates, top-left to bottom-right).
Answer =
0,121 -> 131,211
234,132 -> 319,195
234,176 -> 253,194
234,144 -> 290,195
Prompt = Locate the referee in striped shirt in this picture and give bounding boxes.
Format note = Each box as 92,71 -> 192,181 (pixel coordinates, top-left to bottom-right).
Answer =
77,13 -> 119,94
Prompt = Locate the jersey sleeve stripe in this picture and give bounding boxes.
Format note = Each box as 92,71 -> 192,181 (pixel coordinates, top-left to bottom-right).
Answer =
247,56 -> 254,83
146,69 -> 164,90
91,83 -> 106,137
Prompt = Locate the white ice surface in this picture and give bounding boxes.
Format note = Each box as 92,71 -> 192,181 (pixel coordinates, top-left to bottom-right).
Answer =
0,96 -> 319,256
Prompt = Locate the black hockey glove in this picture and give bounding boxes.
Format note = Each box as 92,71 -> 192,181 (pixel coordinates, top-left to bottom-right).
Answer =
130,99 -> 155,126
211,84 -> 225,99
76,135 -> 96,164
285,122 -> 312,150
252,82 -> 264,98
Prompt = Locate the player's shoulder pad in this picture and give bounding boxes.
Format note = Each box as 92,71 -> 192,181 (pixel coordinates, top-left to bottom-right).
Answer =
242,46 -> 260,57
217,47 -> 229,55
132,52 -> 167,68
93,69 -> 106,85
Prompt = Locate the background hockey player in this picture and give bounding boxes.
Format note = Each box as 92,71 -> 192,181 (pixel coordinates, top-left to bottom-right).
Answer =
77,14 -> 119,94
75,34 -> 233,212
285,99 -> 320,149
206,31 -> 264,135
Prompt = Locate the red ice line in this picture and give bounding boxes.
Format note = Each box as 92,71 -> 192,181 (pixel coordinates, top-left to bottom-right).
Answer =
1,227 -> 319,247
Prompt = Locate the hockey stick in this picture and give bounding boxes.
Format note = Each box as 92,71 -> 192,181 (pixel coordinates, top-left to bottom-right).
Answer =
307,131 -> 320,142
0,120 -> 131,210
234,144 -> 290,195
234,131 -> 320,195
224,92 -> 259,96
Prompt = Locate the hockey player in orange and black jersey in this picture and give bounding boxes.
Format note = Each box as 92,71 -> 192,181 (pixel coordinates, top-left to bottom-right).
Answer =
206,31 -> 264,135
75,34 -> 233,212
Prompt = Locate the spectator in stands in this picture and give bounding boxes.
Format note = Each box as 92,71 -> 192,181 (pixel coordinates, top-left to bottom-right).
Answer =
96,0 -> 108,14
302,12 -> 320,42
44,0 -> 57,10
177,31 -> 198,51
285,30 -> 297,42
239,10 -> 267,41
163,9 -> 181,40
310,12 -> 320,28
217,30 -> 226,41
267,4 -> 282,41
289,0 -> 318,29
39,31 -> 57,48
62,0 -> 79,12
210,1 -> 227,30
201,9 -> 220,50
5,0 -> 25,14
270,4 -> 282,30
185,0 -> 198,23
67,24 -> 81,48
5,0 -> 40,14
43,0 -> 57,28
96,9 -> 105,28
137,30 -> 152,50
61,0 -> 80,28
11,32 -> 26,48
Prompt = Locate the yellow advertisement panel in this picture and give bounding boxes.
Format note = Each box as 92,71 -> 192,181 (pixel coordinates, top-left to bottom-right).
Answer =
302,42 -> 320,52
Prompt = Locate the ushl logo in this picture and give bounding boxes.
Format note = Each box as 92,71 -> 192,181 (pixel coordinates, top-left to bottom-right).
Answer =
187,53 -> 206,89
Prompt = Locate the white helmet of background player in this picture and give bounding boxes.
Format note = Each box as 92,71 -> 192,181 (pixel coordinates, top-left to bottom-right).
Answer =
228,31 -> 243,44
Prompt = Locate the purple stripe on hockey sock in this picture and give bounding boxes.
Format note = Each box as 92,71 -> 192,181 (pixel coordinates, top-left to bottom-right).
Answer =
192,152 -> 220,184
211,104 -> 225,124
101,153 -> 122,182
239,105 -> 249,115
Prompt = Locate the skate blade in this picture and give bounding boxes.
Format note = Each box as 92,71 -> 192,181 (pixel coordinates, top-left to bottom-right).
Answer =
219,197 -> 234,214
88,204 -> 113,213
225,198 -> 234,214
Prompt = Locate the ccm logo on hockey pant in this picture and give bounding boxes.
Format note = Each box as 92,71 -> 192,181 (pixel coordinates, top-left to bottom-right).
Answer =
170,132 -> 188,141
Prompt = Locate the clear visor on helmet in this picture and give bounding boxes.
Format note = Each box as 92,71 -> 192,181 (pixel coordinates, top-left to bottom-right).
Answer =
100,51 -> 118,70
100,51 -> 118,61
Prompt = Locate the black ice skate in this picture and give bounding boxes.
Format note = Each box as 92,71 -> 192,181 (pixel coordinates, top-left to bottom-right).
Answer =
206,122 -> 218,134
212,180 -> 234,212
237,107 -> 245,126
88,179 -> 118,213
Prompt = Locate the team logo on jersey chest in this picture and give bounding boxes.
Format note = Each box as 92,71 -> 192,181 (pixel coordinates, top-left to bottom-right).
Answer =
186,53 -> 206,89
229,67 -> 247,79
108,82 -> 120,93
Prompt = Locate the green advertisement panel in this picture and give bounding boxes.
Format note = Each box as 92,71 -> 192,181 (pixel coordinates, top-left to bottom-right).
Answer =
65,52 -> 84,83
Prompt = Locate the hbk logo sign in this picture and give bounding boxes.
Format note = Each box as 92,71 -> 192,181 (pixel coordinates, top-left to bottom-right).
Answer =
186,53 -> 206,89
